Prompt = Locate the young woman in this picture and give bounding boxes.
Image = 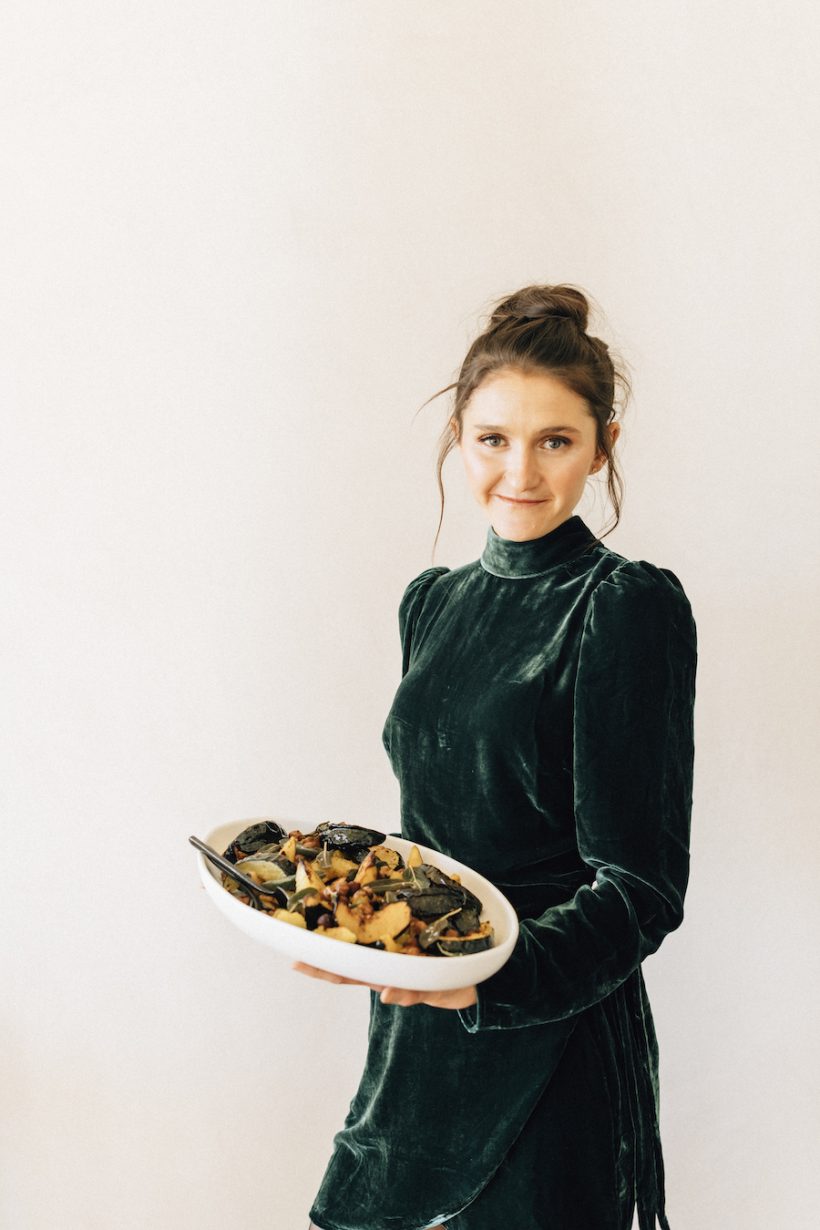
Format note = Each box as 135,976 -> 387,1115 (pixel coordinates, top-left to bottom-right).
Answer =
294,284 -> 698,1230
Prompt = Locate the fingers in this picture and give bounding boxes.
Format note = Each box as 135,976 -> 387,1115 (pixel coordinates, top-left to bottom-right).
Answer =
378,987 -> 424,1007
290,962 -> 385,991
290,965 -> 474,1011
290,963 -> 425,1005
291,961 -> 342,983
290,962 -> 430,1004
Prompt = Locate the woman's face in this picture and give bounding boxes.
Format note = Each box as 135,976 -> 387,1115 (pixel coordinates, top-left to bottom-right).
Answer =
454,367 -> 619,542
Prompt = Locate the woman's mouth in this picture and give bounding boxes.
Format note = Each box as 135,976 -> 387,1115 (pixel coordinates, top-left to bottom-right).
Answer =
495,496 -> 548,505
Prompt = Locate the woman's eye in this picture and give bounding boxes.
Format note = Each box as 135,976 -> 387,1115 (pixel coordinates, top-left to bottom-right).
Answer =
477,435 -> 571,449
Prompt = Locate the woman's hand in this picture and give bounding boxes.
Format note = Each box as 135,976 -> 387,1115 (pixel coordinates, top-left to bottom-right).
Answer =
291,961 -> 477,1010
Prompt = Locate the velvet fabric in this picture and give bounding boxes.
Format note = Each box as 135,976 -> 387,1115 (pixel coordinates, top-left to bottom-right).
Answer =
308,514 -> 697,1230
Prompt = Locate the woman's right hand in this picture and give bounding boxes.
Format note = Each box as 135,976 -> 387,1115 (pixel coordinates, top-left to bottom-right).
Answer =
291,960 -> 386,992
291,961 -> 478,1011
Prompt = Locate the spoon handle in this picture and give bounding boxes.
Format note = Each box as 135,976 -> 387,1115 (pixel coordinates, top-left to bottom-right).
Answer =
189,835 -> 275,905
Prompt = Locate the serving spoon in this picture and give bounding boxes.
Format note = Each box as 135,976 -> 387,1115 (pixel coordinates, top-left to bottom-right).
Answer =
188,835 -> 297,909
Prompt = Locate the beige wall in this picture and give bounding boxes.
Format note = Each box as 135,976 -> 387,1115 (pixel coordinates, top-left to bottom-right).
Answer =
2,3 -> 818,1227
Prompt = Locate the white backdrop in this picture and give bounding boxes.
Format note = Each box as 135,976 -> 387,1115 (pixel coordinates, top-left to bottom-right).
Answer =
2,3 -> 819,1228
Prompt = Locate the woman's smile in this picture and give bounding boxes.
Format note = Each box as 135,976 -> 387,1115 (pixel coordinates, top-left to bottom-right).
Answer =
495,495 -> 549,505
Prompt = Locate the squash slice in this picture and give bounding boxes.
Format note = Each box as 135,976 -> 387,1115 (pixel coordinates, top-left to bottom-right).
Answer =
335,899 -> 412,945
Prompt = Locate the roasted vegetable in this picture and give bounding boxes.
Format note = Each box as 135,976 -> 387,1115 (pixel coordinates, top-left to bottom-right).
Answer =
224,820 -> 288,862
418,909 -> 462,950
369,844 -> 404,873
233,857 -> 291,883
317,824 -> 388,862
335,899 -> 412,945
314,924 -> 357,943
272,908 -> 307,929
218,822 -> 495,956
436,920 -> 494,956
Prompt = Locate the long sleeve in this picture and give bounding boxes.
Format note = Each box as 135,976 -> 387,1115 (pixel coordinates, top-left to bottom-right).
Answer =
398,566 -> 450,678
457,558 -> 697,1033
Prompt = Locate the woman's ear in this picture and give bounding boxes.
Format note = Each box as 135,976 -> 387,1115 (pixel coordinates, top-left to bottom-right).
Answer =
590,421 -> 621,472
449,415 -> 461,442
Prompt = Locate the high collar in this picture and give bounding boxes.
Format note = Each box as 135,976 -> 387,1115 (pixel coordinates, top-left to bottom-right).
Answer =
480,514 -> 599,579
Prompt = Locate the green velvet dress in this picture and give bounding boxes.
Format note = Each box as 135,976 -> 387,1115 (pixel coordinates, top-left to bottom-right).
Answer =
308,514 -> 697,1230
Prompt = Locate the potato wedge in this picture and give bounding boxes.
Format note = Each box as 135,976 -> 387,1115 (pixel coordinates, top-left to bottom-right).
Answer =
272,908 -> 307,928
315,925 -> 357,944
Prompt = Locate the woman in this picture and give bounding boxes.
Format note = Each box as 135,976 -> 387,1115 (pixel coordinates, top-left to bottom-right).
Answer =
294,284 -> 698,1230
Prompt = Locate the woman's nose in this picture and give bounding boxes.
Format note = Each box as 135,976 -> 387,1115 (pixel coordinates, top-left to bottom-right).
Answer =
505,449 -> 540,491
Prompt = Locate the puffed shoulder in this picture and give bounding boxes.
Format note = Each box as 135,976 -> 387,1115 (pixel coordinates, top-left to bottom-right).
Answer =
398,566 -> 450,666
584,558 -> 697,654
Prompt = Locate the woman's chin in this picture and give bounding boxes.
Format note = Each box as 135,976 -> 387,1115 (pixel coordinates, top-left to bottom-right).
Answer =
495,523 -> 547,541
490,502 -> 560,540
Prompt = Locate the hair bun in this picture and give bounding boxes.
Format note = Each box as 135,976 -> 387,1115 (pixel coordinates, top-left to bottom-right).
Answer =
490,284 -> 589,332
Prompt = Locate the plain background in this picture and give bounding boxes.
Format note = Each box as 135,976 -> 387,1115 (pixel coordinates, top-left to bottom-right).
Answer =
2,3 -> 819,1228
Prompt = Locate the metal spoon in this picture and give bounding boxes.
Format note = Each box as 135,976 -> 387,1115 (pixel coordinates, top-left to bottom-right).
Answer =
189,835 -> 297,909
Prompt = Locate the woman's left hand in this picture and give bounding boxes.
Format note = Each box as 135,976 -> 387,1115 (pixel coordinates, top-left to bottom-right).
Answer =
291,961 -> 477,1010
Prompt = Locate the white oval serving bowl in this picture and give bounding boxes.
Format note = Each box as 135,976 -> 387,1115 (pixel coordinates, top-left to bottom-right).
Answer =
195,817 -> 519,992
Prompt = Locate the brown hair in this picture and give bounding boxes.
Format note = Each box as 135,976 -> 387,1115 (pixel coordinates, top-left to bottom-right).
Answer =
417,283 -> 631,560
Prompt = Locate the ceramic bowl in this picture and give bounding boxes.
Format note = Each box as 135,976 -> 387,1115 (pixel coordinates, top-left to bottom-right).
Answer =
194,817 -> 519,992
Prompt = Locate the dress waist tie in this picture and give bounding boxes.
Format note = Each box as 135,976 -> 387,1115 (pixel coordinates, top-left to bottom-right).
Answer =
615,966 -> 672,1230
